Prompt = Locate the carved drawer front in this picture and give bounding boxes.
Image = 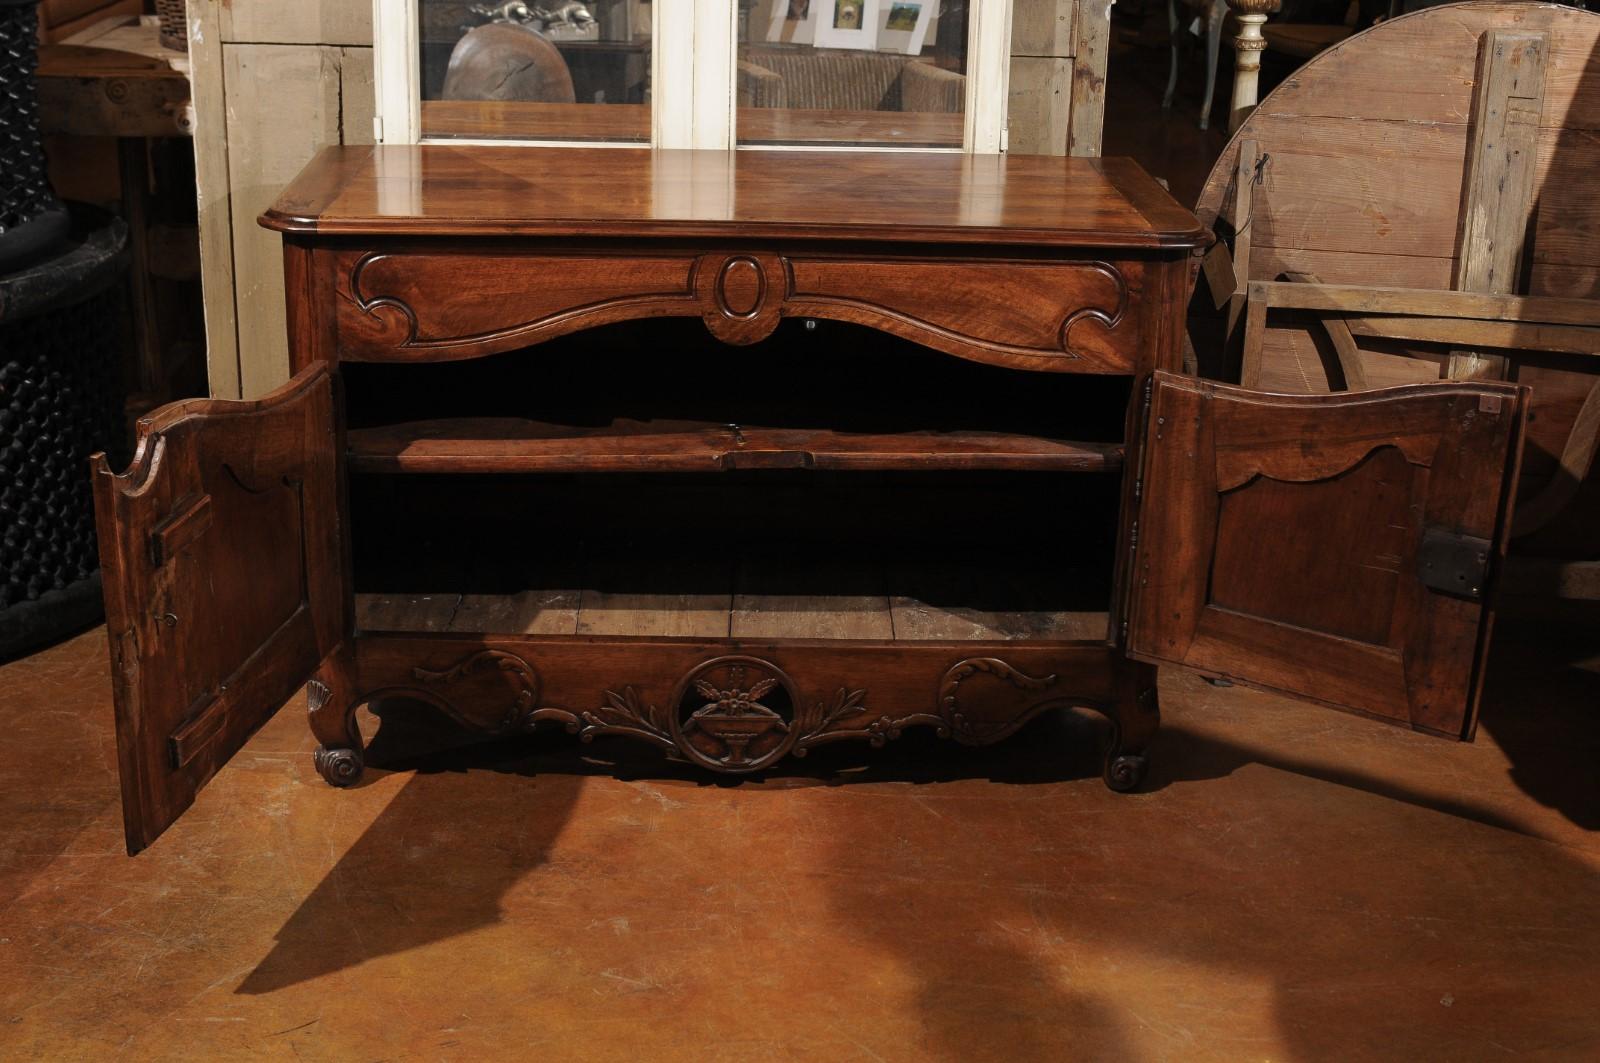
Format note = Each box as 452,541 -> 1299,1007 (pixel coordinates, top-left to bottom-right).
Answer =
333,248 -> 1147,371
335,249 -> 700,360
784,257 -> 1144,372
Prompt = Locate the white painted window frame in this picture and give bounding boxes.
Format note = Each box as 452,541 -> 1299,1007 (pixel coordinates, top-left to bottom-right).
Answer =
373,0 -> 1010,152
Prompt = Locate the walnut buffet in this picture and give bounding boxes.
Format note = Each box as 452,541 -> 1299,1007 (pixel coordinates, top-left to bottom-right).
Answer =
91,147 -> 1528,853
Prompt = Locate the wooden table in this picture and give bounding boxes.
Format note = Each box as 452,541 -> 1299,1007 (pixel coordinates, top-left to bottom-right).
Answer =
90,146 -> 1530,855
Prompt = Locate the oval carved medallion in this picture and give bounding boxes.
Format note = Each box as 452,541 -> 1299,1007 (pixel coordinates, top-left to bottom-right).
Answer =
716,256 -> 766,318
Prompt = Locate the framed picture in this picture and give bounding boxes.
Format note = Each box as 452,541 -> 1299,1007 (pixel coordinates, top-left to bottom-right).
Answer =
812,0 -> 880,50
876,0 -> 935,55
766,0 -> 818,44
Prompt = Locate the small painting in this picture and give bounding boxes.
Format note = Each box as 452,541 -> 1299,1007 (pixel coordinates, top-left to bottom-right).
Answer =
875,0 -> 935,55
884,1 -> 920,31
812,0 -> 879,48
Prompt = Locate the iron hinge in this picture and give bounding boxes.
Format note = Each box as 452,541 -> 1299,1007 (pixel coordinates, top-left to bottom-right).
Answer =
1417,527 -> 1492,600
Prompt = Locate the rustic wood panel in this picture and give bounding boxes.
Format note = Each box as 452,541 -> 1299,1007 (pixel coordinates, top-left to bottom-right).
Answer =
225,45 -> 344,397
356,593 -> 461,631
1012,0 -> 1075,57
451,590 -> 581,635
731,556 -> 894,640
223,44 -> 374,397
38,0 -> 142,44
1255,4 -> 1600,130
191,0 -> 239,398
221,0 -> 372,47
577,558 -> 735,639
1007,56 -> 1073,156
1067,0 -> 1112,156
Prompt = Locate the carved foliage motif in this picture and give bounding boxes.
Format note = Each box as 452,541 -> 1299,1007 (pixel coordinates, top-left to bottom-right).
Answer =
375,651 -> 1092,773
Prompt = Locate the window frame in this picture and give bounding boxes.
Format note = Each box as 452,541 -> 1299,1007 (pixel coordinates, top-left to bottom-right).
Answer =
372,0 -> 1011,151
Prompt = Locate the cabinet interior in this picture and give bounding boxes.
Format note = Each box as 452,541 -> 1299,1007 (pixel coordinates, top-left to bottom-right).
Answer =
344,319 -> 1128,641
340,319 -> 1133,474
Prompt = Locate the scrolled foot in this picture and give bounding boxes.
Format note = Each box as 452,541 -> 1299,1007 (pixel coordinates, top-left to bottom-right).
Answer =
1104,753 -> 1148,793
313,745 -> 365,788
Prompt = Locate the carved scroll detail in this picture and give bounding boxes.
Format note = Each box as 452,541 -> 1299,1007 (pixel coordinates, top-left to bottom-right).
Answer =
939,657 -> 1063,744
408,649 -> 545,733
345,250 -> 699,357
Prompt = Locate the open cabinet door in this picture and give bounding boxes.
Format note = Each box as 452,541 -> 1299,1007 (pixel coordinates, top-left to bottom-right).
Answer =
1126,371 -> 1525,738
91,364 -> 342,853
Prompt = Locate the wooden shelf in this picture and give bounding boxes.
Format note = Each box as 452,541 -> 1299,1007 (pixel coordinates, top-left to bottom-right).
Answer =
356,553 -> 1111,642
345,417 -> 1125,475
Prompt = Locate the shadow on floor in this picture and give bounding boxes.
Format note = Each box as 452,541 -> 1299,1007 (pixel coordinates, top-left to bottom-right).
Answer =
236,630 -> 1600,1006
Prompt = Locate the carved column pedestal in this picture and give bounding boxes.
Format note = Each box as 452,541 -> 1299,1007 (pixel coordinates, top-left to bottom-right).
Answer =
1224,0 -> 1281,132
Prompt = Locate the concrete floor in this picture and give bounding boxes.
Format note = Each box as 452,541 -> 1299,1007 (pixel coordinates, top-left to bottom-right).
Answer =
1,614 -> 1597,1061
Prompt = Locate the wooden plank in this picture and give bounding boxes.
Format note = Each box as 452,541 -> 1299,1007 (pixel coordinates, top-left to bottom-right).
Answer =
1529,130 -> 1600,277
731,555 -> 893,640
345,419 -> 1125,476
1067,0 -> 1112,156
1449,30 -> 1547,381
450,590 -> 582,635
356,593 -> 462,631
221,0 -> 372,47
1342,316 -> 1600,358
1252,281 -> 1600,329
1511,379 -> 1600,536
577,558 -> 733,638
190,0 -> 239,398
1531,262 -> 1600,300
341,46 -> 376,149
1253,323 -> 1442,395
42,0 -> 142,45
1223,139 -> 1260,367
1250,5 -> 1600,130
1011,0 -> 1075,57
889,559 -> 1108,641
1007,56 -> 1072,156
1241,285 -> 1270,388
1251,247 -> 1456,290
223,44 -> 345,398
1211,119 -> 1600,270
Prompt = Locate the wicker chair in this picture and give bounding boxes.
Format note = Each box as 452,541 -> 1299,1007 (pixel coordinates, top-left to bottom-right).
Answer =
737,46 -> 964,113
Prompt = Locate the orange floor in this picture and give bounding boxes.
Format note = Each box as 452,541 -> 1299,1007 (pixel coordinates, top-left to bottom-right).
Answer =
1,614 -> 1597,1061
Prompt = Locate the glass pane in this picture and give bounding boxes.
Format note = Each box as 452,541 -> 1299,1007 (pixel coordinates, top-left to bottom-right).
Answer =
420,1 -> 651,142
737,0 -> 967,147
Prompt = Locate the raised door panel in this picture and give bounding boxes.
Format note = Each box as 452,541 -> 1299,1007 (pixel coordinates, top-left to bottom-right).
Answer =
1126,372 -> 1525,737
92,364 -> 342,853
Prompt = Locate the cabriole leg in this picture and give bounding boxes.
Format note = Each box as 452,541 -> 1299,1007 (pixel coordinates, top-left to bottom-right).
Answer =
1103,659 -> 1160,792
307,644 -> 364,787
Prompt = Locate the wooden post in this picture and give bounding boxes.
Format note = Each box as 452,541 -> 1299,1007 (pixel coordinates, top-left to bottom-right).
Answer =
1068,0 -> 1114,156
1448,30 -> 1547,381
1224,0 -> 1279,133
1008,0 -> 1076,155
